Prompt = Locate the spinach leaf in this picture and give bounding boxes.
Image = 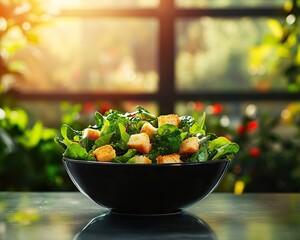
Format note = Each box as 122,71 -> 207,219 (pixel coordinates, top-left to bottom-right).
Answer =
190,113 -> 206,136
79,137 -> 95,152
126,119 -> 146,135
136,106 -> 157,121
94,132 -> 114,148
94,111 -> 105,129
125,106 -> 157,134
63,142 -> 89,160
115,123 -> 130,150
112,149 -> 137,163
211,142 -> 240,160
208,136 -> 231,152
96,113 -> 130,151
188,147 -> 208,162
152,124 -> 182,155
179,115 -> 195,132
145,151 -> 160,163
208,137 -> 240,160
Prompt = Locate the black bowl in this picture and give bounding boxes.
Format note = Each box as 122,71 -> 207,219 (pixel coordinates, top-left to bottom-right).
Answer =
63,158 -> 229,215
74,211 -> 217,240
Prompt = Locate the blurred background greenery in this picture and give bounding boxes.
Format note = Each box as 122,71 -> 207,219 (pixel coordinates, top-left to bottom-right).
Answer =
1,0 -> 299,192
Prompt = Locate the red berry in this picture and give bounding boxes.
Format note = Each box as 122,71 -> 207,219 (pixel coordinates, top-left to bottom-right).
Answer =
249,147 -> 260,158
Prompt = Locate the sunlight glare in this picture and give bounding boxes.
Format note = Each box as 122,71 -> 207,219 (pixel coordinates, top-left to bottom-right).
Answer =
46,0 -> 81,9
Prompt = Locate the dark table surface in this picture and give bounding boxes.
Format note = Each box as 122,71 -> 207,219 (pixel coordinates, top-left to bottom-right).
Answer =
0,192 -> 299,240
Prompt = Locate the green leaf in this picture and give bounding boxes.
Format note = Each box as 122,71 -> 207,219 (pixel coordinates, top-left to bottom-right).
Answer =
19,121 -> 43,148
145,151 -> 160,163
126,119 -> 146,135
211,142 -> 240,160
136,106 -> 157,121
118,123 -> 130,144
190,112 -> 206,135
63,142 -> 89,160
79,137 -> 95,152
179,115 -> 195,132
180,132 -> 189,141
60,124 -> 81,146
208,136 -> 231,152
152,124 -> 182,155
5,107 -> 28,131
112,149 -> 137,163
113,123 -> 130,150
94,111 -> 105,129
189,147 -> 208,162
190,122 -> 205,136
42,128 -> 57,140
94,132 -> 114,148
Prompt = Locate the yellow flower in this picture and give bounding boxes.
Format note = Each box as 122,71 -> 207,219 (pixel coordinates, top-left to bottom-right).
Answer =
234,180 -> 245,195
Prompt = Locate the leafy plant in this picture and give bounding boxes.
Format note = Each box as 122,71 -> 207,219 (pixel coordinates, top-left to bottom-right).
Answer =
0,1 -> 73,191
248,0 -> 300,92
229,105 -> 300,192
181,101 -> 300,193
0,106 -> 76,191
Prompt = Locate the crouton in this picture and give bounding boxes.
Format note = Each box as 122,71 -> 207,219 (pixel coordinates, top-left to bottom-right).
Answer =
156,154 -> 182,164
158,114 -> 181,127
130,155 -> 152,164
140,122 -> 157,139
179,137 -> 199,155
93,145 -> 116,162
83,128 -> 101,140
127,132 -> 152,154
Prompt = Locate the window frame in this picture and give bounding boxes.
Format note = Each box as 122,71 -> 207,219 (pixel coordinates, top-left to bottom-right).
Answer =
9,0 -> 300,114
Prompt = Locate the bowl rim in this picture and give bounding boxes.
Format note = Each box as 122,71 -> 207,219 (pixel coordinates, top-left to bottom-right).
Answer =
63,157 -> 229,167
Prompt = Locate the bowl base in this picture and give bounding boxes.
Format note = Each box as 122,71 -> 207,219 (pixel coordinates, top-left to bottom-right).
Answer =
110,209 -> 182,217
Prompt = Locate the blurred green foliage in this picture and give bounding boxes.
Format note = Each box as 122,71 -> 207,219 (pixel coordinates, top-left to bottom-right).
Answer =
0,0 -> 71,191
248,0 -> 300,92
0,0 -> 51,91
0,106 -> 78,191
189,103 -> 300,193
229,107 -> 300,192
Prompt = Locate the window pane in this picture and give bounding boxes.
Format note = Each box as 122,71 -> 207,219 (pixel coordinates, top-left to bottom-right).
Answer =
176,17 -> 288,92
47,0 -> 160,9
13,18 -> 158,93
175,0 -> 286,8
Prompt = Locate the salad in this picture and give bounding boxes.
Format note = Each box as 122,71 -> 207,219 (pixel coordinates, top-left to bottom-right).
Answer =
55,106 -> 239,164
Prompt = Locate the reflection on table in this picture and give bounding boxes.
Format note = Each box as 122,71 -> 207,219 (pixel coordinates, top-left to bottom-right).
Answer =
0,192 -> 299,240
74,211 -> 216,240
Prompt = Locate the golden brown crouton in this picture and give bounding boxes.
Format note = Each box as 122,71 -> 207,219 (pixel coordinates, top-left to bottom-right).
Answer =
127,132 -> 152,154
140,122 -> 157,139
156,154 -> 182,164
93,145 -> 116,162
130,155 -> 152,164
83,128 -> 101,140
158,114 -> 181,127
179,137 -> 199,155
